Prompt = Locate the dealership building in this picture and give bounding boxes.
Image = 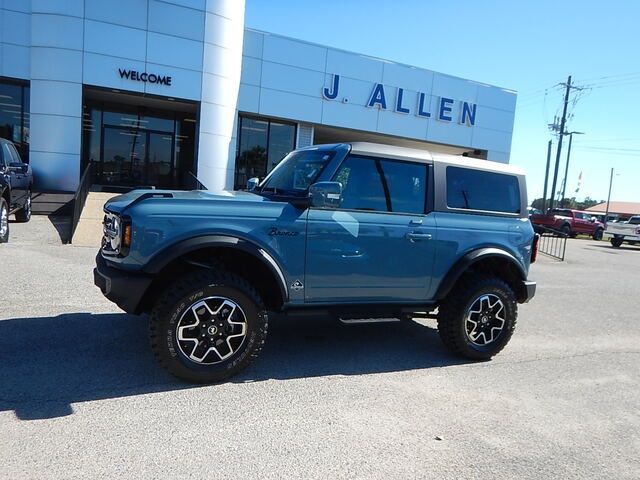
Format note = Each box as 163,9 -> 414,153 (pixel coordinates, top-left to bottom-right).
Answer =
0,0 -> 516,194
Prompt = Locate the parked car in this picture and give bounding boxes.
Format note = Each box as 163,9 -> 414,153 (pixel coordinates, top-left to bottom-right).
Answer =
605,216 -> 640,247
530,208 -> 604,240
0,138 -> 33,243
94,142 -> 537,383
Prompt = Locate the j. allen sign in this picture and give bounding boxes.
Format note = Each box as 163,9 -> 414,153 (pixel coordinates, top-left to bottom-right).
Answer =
322,73 -> 477,126
118,68 -> 172,86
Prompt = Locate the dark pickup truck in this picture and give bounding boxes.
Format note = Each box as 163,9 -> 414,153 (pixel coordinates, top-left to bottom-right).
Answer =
530,208 -> 604,240
0,138 -> 33,243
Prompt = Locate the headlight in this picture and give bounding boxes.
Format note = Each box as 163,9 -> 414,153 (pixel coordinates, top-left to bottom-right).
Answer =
102,211 -> 131,256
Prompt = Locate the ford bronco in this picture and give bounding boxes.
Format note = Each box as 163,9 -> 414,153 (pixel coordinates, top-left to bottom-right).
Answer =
94,143 -> 537,383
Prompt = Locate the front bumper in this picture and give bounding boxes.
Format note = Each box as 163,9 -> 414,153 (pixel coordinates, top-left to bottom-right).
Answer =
522,280 -> 536,303
94,254 -> 153,314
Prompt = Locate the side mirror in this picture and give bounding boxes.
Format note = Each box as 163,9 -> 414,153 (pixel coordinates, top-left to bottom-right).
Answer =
246,177 -> 260,191
309,181 -> 343,209
590,217 -> 596,223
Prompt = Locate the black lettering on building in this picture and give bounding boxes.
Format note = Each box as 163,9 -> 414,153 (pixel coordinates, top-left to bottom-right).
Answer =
118,68 -> 173,86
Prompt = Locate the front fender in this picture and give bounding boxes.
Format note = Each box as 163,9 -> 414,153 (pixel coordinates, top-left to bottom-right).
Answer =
142,234 -> 289,301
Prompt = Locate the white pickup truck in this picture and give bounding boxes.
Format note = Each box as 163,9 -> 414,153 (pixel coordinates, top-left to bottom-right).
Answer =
605,216 -> 640,248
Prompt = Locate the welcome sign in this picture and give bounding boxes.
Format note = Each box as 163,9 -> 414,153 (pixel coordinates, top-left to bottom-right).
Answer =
322,73 -> 477,126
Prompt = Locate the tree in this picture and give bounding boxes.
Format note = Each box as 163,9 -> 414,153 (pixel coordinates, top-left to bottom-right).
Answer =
576,196 -> 601,210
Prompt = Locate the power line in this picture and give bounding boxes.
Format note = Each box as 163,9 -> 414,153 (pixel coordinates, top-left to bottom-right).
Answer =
578,71 -> 640,82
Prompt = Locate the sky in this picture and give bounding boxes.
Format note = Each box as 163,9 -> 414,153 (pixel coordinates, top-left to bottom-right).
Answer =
245,0 -> 640,203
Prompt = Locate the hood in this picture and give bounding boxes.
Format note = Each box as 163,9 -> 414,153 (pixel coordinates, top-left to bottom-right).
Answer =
104,189 -> 268,214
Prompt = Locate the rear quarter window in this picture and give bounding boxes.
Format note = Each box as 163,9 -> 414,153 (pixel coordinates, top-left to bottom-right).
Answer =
446,166 -> 521,214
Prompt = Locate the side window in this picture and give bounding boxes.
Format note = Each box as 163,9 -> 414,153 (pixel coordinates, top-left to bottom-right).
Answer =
333,156 -> 388,212
333,155 -> 428,214
8,143 -> 22,164
446,166 -> 521,214
1,143 -> 13,169
378,159 -> 427,214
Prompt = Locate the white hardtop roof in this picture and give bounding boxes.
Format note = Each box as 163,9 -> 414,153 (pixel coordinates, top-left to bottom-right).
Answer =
348,142 -> 525,175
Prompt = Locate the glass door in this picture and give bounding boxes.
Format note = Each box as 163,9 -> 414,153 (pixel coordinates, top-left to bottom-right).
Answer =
100,127 -> 174,188
100,127 -> 145,186
147,132 -> 174,188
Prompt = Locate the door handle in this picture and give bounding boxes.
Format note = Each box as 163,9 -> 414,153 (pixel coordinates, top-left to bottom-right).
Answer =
341,250 -> 364,258
405,232 -> 432,242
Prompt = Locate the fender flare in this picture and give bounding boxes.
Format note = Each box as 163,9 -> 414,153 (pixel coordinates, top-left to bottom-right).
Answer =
435,247 -> 526,301
143,235 -> 289,301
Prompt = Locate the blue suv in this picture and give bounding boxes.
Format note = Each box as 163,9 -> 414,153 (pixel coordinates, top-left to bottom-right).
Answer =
94,143 -> 537,383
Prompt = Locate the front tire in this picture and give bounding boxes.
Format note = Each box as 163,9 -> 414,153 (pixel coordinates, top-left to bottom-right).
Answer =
14,190 -> 32,223
0,197 -> 9,243
592,228 -> 603,241
437,273 -> 517,360
560,224 -> 571,237
149,270 -> 268,383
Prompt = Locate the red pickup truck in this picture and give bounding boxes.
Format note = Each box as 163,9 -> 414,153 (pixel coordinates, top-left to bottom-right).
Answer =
530,208 -> 605,240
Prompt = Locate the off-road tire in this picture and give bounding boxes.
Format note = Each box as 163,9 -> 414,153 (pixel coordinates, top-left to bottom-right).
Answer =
149,269 -> 268,383
610,236 -> 624,248
437,273 -> 517,360
0,197 -> 8,243
14,190 -> 31,222
592,228 -> 603,241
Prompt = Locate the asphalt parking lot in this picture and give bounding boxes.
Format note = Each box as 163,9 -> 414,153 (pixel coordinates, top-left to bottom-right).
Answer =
1,217 -> 638,480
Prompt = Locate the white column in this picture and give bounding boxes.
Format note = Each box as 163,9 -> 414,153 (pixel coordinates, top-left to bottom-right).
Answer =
29,1 -> 84,192
198,0 -> 245,191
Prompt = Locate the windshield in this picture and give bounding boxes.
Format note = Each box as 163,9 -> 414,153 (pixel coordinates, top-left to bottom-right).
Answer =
259,149 -> 335,195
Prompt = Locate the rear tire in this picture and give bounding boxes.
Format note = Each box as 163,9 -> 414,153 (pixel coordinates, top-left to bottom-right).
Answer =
437,273 -> 517,360
0,198 -> 8,243
149,269 -> 268,383
14,190 -> 31,223
610,236 -> 624,248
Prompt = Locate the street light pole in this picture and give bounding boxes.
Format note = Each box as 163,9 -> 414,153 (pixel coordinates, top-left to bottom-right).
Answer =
560,131 -> 585,206
605,167 -> 614,224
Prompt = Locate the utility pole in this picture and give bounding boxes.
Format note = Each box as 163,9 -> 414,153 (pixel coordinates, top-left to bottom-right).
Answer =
560,131 -> 585,205
549,75 -> 572,210
542,140 -> 552,211
605,167 -> 614,225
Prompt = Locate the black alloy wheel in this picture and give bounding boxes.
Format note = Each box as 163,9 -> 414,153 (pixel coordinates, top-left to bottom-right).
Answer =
437,273 -> 517,360
149,270 -> 268,383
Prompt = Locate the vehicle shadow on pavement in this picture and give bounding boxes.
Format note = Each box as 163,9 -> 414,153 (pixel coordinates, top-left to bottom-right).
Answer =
0,313 -> 468,421
587,243 -> 640,251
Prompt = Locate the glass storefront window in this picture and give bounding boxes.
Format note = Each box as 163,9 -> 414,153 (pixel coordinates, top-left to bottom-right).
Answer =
234,115 -> 296,189
82,90 -> 197,190
267,121 -> 296,172
0,78 -> 30,163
